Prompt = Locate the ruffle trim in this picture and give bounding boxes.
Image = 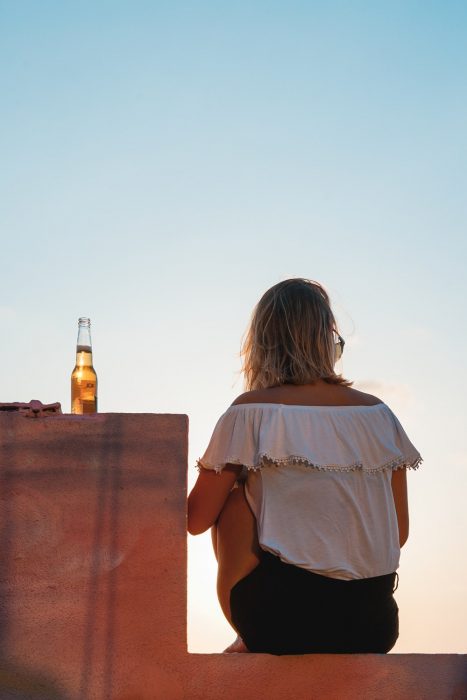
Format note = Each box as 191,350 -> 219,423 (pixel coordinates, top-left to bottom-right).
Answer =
196,453 -> 423,474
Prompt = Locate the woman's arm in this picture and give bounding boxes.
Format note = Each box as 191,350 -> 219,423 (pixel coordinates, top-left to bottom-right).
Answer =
187,464 -> 242,535
391,468 -> 409,547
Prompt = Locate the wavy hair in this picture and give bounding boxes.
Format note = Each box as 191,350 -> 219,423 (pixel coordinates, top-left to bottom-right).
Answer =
241,278 -> 353,391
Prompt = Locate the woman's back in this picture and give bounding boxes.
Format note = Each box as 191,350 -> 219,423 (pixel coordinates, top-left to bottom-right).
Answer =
200,384 -> 420,580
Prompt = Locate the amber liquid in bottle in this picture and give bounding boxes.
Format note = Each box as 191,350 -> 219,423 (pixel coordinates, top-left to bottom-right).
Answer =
71,319 -> 98,414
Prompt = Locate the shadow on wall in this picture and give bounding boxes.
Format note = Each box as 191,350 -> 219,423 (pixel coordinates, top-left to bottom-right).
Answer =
0,666 -> 69,699
78,416 -> 122,700
0,416 -> 70,698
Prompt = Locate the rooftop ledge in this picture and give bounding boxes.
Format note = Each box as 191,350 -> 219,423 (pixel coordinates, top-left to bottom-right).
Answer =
0,412 -> 465,700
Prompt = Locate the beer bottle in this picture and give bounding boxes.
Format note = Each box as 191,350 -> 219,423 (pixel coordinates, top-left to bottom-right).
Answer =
71,317 -> 98,414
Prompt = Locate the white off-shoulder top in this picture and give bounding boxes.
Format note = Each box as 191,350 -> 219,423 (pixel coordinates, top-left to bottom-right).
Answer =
197,402 -> 422,580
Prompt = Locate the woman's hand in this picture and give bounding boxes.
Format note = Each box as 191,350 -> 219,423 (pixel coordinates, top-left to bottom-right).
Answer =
187,464 -> 242,535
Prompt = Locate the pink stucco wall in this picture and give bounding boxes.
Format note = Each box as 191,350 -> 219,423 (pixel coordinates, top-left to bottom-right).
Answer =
0,413 -> 465,700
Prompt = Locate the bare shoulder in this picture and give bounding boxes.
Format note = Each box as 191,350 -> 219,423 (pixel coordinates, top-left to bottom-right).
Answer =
232,384 -> 384,407
342,387 -> 383,406
231,389 -> 270,406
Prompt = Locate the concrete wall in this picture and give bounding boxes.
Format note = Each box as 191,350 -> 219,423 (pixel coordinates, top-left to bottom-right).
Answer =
0,413 -> 465,700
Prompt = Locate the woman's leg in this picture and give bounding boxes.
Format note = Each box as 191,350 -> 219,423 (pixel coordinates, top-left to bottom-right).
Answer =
211,484 -> 260,626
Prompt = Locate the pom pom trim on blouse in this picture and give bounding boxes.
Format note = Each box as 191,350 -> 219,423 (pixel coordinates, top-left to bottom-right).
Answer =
196,453 -> 423,474
196,402 -> 422,475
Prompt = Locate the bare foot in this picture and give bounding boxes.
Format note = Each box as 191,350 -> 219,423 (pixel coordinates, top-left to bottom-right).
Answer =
223,635 -> 250,653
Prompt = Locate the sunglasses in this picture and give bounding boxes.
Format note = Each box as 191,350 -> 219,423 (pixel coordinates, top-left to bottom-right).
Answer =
334,331 -> 345,360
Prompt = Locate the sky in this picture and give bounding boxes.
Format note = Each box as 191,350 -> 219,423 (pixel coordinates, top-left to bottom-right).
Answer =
1,0 -> 466,653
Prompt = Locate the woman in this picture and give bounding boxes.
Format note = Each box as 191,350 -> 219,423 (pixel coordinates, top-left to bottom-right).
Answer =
188,279 -> 422,654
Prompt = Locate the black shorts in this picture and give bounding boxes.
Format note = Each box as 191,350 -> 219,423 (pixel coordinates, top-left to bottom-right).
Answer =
230,550 -> 399,655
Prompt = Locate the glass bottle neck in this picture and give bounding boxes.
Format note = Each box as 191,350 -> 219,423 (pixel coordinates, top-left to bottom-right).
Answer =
76,321 -> 93,366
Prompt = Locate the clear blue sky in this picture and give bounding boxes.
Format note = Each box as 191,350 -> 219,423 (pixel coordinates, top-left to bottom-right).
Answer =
1,1 -> 466,652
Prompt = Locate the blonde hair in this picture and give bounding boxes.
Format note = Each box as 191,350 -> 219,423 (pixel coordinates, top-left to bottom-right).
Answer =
241,278 -> 353,391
